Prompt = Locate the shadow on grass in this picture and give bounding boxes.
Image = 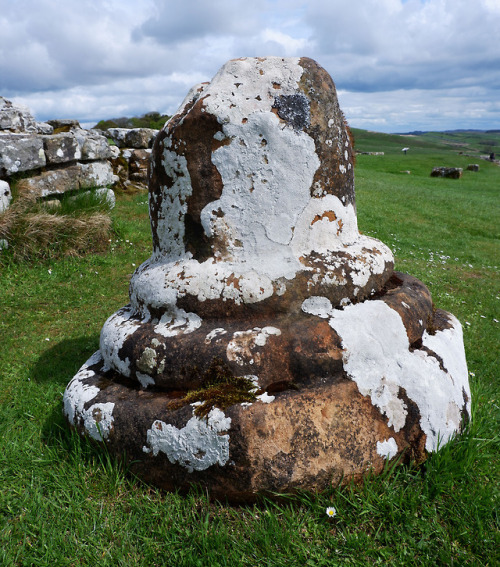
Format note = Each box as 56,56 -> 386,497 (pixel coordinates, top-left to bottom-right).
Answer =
30,335 -> 100,386
33,334 -> 101,451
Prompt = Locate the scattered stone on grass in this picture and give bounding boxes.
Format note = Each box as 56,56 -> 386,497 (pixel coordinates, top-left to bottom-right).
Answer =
431,167 -> 463,179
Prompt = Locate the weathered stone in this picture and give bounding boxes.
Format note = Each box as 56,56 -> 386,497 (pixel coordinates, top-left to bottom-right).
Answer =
36,122 -> 54,135
106,128 -> 129,148
106,128 -> 158,149
17,160 -> 117,198
0,134 -> 46,177
467,164 -> 479,172
79,161 -> 117,188
0,180 -> 11,212
73,129 -> 113,161
64,57 -> 470,501
125,128 -> 158,149
128,149 -> 151,183
0,97 -> 38,133
431,167 -> 463,179
43,133 -> 82,164
47,119 -> 80,132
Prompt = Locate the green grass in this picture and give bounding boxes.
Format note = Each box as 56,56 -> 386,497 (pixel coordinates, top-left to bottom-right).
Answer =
0,132 -> 499,566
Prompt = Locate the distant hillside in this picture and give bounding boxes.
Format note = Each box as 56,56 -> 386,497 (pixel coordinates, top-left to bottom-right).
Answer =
93,112 -> 171,131
352,128 -> 500,156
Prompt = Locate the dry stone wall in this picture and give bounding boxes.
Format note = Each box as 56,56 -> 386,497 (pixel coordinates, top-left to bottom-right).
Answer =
0,97 -> 158,213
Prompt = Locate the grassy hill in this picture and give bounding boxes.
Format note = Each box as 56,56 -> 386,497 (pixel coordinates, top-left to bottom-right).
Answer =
1,128 -> 499,566
93,111 -> 171,131
352,127 -> 500,156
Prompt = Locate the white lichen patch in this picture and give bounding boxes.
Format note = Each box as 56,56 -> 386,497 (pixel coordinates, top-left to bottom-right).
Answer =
63,351 -> 115,441
206,110 -> 320,279
377,437 -> 398,459
256,392 -> 275,403
154,150 -> 192,259
301,296 -> 334,319
82,402 -> 115,441
136,371 -> 155,388
328,301 -> 470,451
154,307 -> 202,338
422,315 -> 471,416
226,326 -> 281,366
100,305 -> 149,377
291,195 -> 359,256
130,257 -> 276,311
143,408 -> 231,472
204,328 -> 228,344
330,301 -> 468,451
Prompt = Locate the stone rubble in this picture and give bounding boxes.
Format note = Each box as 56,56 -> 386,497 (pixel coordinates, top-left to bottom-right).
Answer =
431,166 -> 463,179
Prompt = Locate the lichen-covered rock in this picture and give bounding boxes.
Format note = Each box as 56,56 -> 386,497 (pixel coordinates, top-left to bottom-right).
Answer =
106,127 -> 158,149
43,133 -> 82,164
47,119 -> 81,132
0,97 -> 38,133
73,129 -> 113,161
63,57 -> 470,501
106,128 -> 129,147
0,134 -> 46,177
128,149 -> 151,183
16,160 -> 117,198
125,128 -> 158,149
0,180 -> 11,213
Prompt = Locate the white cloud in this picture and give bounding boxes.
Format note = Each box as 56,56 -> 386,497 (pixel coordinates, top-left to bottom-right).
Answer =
0,0 -> 498,132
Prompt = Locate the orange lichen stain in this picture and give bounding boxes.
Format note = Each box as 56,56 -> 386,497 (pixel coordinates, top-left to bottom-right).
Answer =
311,211 -> 343,235
227,273 -> 241,290
311,210 -> 337,225
272,82 -> 281,89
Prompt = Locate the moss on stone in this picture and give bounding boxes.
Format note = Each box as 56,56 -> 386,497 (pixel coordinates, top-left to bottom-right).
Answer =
171,357 -> 258,419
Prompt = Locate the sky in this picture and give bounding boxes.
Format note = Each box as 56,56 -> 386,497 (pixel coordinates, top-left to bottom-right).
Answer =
1,0 -> 499,133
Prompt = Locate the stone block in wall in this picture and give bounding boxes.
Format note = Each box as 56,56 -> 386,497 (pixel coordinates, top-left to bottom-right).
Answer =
79,161 -> 117,189
106,128 -> 129,148
1,97 -> 53,135
73,129 -> 113,161
107,128 -> 158,149
0,180 -> 11,212
43,133 -> 82,164
128,149 -> 151,183
36,122 -> 54,135
0,96 -> 37,133
16,160 -> 117,199
47,119 -> 81,133
125,128 -> 158,149
0,134 -> 46,177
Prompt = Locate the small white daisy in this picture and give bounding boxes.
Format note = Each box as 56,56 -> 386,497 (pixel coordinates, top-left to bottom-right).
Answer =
326,506 -> 337,518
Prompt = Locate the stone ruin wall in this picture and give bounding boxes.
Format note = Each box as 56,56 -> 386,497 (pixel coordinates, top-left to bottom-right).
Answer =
0,96 -> 158,216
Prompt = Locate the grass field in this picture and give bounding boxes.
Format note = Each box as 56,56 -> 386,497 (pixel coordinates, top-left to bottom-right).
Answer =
0,130 -> 498,566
